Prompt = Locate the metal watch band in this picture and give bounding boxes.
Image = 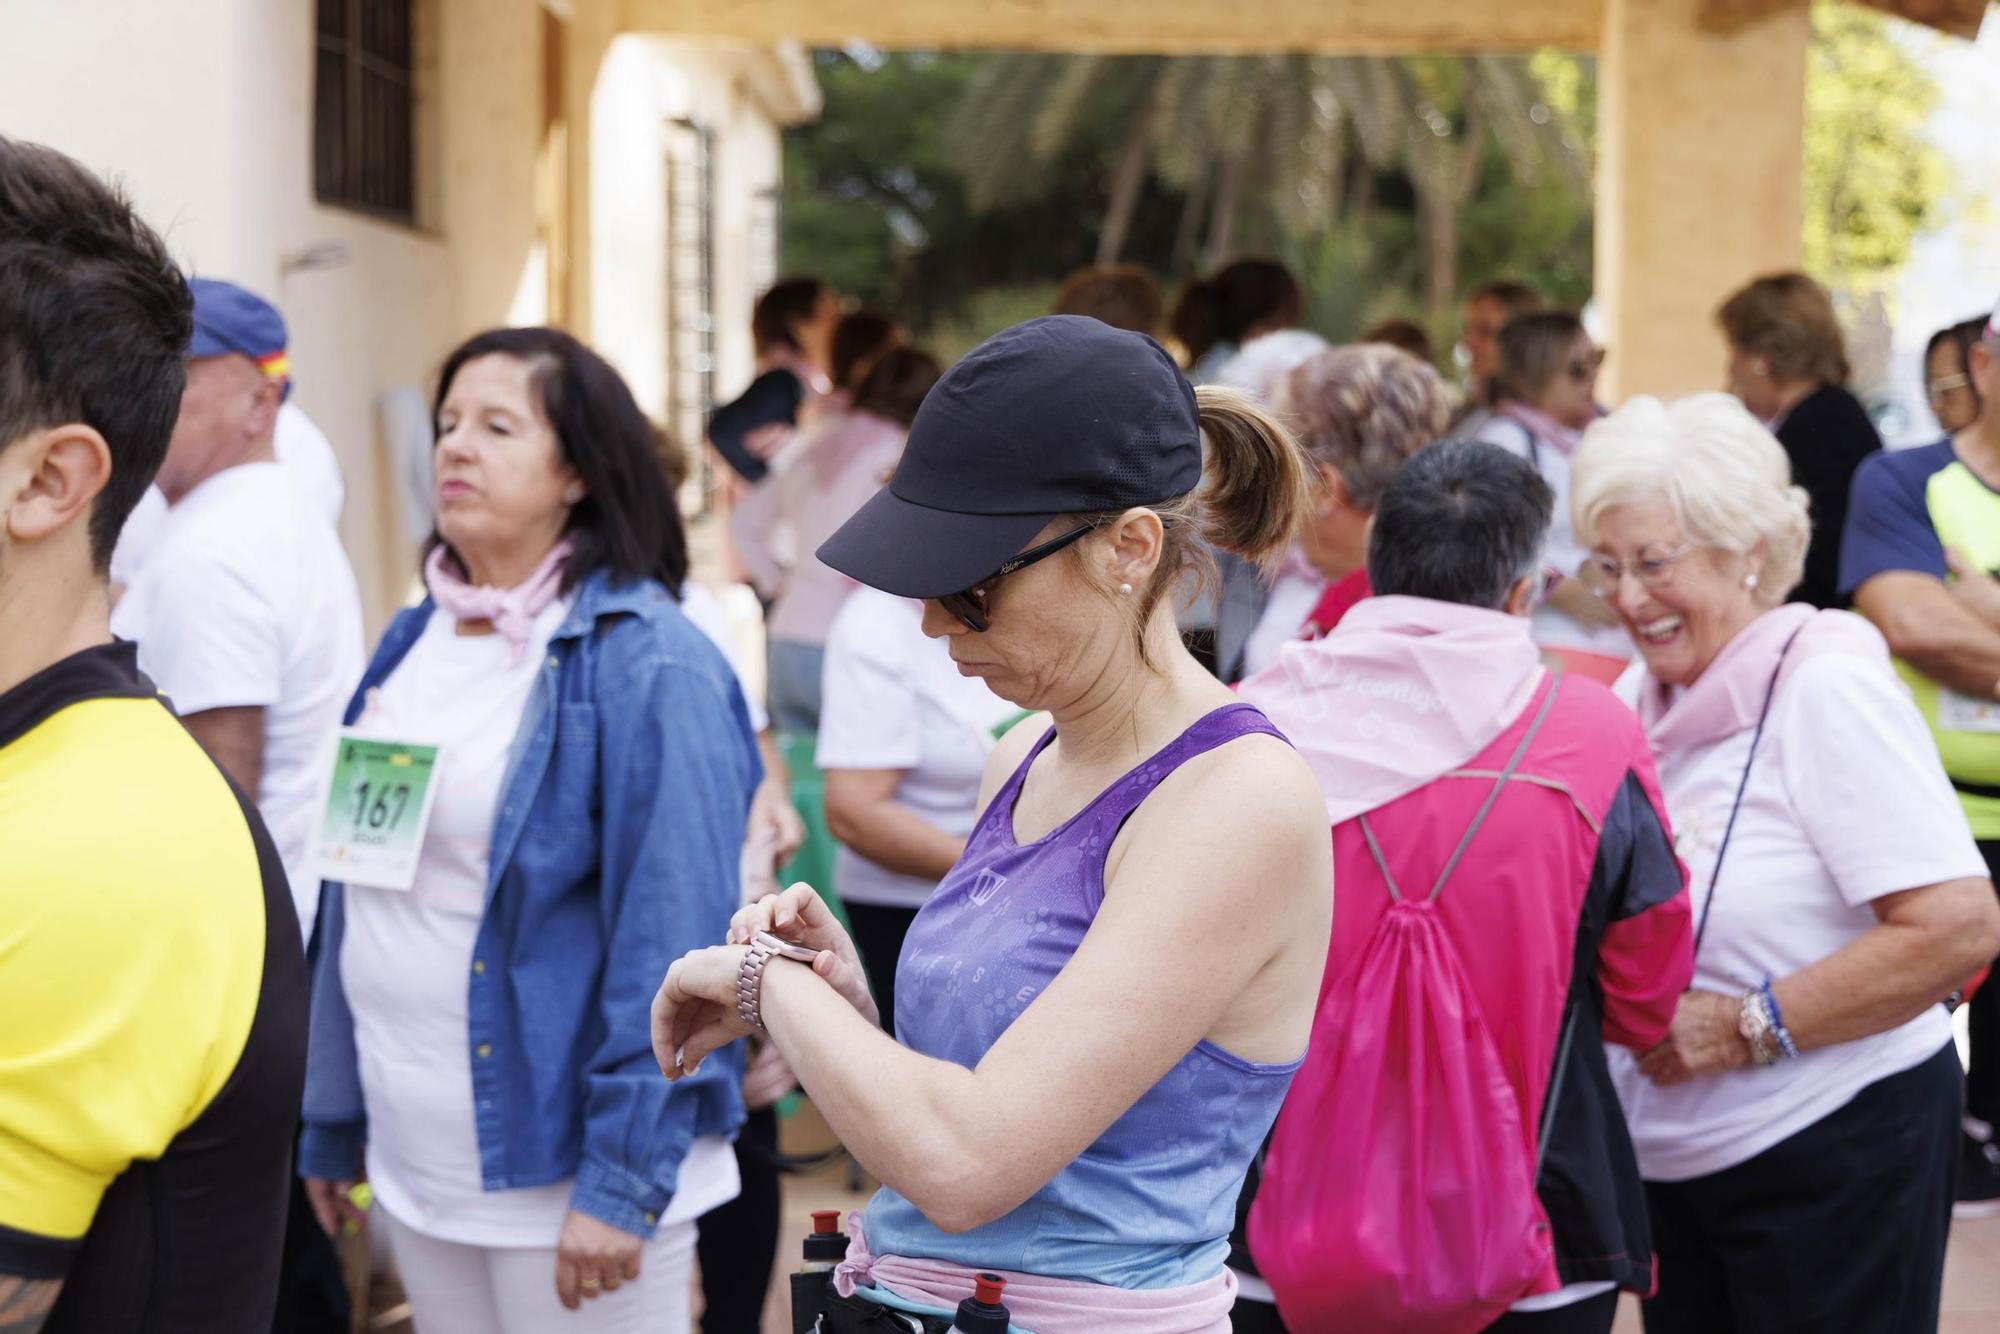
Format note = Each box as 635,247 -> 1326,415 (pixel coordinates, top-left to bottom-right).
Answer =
1738,989 -> 1777,1067
737,935 -> 781,1032
736,931 -> 814,1031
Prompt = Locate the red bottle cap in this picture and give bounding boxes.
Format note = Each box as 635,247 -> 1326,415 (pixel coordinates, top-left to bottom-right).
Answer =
811,1210 -> 843,1235
972,1273 -> 1007,1306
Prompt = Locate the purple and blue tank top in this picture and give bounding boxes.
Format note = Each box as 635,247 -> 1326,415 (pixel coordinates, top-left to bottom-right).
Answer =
862,703 -> 1304,1289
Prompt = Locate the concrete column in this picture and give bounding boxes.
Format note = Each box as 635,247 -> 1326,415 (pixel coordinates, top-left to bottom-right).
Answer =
1595,0 -> 1810,402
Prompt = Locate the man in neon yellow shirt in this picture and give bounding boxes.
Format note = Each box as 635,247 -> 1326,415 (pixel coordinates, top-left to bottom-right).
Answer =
1843,297 -> 2000,1215
0,136 -> 307,1332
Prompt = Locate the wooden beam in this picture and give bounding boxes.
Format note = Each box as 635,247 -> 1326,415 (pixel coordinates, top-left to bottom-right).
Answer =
1704,0 -> 1986,38
1699,0 -> 1798,32
1855,0 -> 1987,39
617,0 -> 1602,55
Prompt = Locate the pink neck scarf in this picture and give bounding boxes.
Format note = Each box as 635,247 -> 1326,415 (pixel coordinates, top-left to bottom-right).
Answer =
422,538 -> 573,665
1498,402 -> 1583,456
1630,602 -> 1888,756
1239,594 -> 1547,826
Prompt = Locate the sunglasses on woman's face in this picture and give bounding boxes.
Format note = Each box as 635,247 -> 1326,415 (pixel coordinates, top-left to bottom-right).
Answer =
1566,348 -> 1607,381
937,523 -> 1100,632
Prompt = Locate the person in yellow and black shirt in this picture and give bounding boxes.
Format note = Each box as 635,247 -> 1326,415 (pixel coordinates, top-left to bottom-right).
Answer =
0,136 -> 307,1333
1843,297 -> 2000,1217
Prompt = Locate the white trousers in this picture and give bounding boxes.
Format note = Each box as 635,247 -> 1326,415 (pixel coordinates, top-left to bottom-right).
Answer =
380,1207 -> 695,1334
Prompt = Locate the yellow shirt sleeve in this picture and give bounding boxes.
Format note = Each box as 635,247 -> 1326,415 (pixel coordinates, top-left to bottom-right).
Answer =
0,699 -> 265,1241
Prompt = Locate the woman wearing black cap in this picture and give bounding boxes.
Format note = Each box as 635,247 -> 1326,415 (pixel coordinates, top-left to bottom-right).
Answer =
653,316 -> 1332,1332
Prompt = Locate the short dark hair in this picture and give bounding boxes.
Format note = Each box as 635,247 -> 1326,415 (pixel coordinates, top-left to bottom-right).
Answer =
1368,439 -> 1553,610
1493,311 -> 1588,406
1926,315 -> 1988,402
432,327 -> 688,596
1053,264 -> 1164,336
1360,317 -> 1436,365
1170,259 -> 1302,367
850,347 -> 941,429
830,311 -> 900,392
1465,279 -> 1544,318
751,277 -> 829,356
0,136 -> 191,573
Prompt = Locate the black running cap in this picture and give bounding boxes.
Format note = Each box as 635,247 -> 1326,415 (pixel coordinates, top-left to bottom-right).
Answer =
816,315 -> 1201,599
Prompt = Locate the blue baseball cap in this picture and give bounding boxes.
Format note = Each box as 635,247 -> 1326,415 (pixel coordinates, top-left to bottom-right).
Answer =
816,315 -> 1201,599
188,277 -> 290,388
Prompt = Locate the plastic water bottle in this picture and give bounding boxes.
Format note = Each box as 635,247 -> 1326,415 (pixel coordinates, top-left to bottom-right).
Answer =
947,1273 -> 1010,1333
789,1210 -> 848,1334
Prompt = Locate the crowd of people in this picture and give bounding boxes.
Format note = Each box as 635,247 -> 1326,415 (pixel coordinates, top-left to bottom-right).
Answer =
7,126 -> 2000,1334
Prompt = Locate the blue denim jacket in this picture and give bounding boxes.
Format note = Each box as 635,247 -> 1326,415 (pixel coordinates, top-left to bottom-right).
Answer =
298,571 -> 759,1237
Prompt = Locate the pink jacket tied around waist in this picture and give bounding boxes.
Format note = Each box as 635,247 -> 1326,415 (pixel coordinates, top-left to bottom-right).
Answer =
833,1215 -> 1235,1334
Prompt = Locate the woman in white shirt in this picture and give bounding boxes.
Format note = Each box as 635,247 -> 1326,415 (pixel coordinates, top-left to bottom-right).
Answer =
1570,394 -> 2000,1334
300,328 -> 760,1334
817,586 -> 1020,1032
1475,311 -> 1630,680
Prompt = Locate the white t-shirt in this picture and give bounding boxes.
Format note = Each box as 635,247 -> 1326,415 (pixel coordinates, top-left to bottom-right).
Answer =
342,601 -> 737,1246
816,589 -> 1018,909
111,462 -> 365,942
1474,415 -> 1633,661
1608,649 -> 1988,1181
110,406 -> 344,586
680,582 -> 769,734
275,402 -> 346,526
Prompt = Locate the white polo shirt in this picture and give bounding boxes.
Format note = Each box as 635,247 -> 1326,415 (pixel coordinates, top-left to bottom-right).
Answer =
1609,648 -> 1987,1181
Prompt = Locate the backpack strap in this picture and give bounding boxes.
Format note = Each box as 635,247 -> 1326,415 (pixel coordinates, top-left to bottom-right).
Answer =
1356,679 -> 1562,905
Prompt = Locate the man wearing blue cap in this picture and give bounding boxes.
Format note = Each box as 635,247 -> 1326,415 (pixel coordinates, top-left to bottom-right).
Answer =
112,277 -> 363,947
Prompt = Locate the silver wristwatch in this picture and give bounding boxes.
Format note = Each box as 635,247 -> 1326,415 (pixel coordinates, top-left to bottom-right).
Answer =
736,930 -> 818,1031
1737,989 -> 1778,1067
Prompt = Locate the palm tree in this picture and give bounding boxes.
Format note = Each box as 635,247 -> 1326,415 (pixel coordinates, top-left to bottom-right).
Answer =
947,52 -> 1587,315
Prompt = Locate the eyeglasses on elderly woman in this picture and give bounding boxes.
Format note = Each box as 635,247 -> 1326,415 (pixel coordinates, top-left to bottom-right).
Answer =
1578,542 -> 1698,598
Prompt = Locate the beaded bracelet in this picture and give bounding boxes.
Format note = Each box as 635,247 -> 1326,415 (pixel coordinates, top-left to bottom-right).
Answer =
1760,978 -> 1800,1060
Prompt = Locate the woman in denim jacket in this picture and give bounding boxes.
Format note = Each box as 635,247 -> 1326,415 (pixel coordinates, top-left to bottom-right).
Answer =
299,328 -> 761,1333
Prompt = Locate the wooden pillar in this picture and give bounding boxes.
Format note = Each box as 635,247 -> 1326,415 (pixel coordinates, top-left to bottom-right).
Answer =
560,0 -> 617,336
1595,0 -> 1810,401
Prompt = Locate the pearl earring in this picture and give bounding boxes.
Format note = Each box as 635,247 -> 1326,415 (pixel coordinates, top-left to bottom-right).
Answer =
1118,582 -> 1134,596
564,485 -> 584,504
1744,573 -> 1760,590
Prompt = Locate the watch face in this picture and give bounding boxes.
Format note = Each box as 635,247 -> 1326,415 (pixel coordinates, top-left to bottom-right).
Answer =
756,931 -> 818,963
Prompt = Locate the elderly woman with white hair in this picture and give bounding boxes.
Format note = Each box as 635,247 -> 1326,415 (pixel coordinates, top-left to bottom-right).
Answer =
1570,393 -> 2000,1334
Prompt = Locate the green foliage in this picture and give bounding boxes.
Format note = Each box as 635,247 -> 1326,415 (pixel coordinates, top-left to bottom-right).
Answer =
1804,2 -> 1948,293
782,48 -> 1599,359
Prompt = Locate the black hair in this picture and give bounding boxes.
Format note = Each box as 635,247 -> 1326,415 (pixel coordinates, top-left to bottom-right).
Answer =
1169,259 -> 1302,368
751,277 -> 829,356
1368,439 -> 1553,610
1925,316 -> 1988,413
431,327 -> 688,595
0,136 -> 191,573
851,347 -> 942,430
830,311 -> 900,392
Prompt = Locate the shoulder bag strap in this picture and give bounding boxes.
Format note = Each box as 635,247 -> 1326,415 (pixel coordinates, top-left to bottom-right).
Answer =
1690,622 -> 1809,960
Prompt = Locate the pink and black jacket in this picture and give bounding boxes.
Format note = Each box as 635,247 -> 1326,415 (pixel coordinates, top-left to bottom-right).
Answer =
1233,670 -> 1692,1298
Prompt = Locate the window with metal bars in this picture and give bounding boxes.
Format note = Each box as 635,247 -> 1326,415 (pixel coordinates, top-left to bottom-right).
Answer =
314,0 -> 417,223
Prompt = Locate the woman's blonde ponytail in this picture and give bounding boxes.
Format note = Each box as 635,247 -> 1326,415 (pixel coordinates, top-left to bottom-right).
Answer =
1192,385 -> 1312,574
